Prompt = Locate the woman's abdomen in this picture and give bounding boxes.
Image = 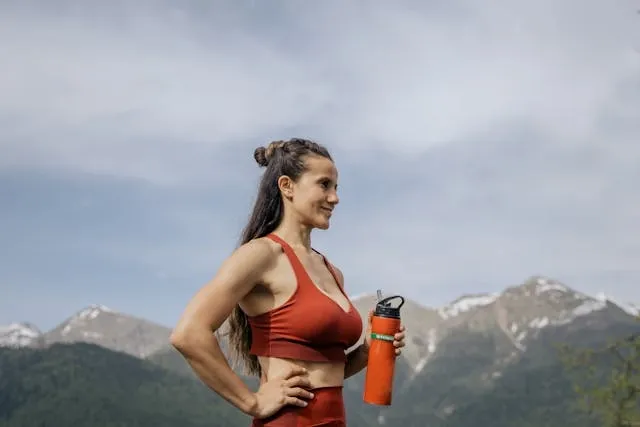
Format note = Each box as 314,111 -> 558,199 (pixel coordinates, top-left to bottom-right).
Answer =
258,356 -> 346,388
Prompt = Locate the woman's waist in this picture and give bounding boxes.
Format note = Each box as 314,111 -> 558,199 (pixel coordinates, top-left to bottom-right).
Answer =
258,356 -> 346,388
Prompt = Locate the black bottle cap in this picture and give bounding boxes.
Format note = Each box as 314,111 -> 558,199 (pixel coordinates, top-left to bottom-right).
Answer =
374,295 -> 405,319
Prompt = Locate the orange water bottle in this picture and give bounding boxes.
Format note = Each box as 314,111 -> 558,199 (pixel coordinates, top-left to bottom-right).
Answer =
363,291 -> 405,406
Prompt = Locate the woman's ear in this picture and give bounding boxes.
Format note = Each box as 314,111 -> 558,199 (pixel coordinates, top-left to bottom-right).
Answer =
277,175 -> 294,200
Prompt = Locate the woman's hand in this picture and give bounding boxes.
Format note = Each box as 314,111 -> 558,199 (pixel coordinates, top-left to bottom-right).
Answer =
250,366 -> 315,419
392,325 -> 406,356
363,310 -> 407,356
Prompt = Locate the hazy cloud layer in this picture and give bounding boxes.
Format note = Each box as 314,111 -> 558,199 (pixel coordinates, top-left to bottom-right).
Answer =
2,0 -> 638,180
1,0 -> 639,329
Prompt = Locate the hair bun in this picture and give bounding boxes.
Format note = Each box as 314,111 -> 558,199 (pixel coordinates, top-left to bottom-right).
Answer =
254,146 -> 269,167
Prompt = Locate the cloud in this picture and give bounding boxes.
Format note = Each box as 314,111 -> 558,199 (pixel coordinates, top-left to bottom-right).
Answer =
323,132 -> 640,306
0,1 -> 336,184
1,0 -> 638,183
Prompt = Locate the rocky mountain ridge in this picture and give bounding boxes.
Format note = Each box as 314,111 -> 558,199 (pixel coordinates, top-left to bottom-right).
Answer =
2,275 -> 638,427
2,275 -> 638,374
348,276 -> 638,373
0,304 -> 172,358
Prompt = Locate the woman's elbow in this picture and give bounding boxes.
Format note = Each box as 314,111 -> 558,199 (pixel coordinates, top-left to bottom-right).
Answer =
169,331 -> 186,353
170,321 -> 198,352
170,320 -> 216,354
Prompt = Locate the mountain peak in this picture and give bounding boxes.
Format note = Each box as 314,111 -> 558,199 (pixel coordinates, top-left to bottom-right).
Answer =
0,322 -> 43,347
513,277 -> 638,318
74,304 -> 115,320
516,275 -> 572,294
499,276 -> 610,322
45,303 -> 171,358
435,276 -> 577,321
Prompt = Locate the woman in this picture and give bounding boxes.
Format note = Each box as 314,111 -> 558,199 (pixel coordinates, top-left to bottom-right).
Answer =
170,138 -> 406,426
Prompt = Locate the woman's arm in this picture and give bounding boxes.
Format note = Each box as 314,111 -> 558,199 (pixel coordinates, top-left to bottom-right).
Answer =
344,342 -> 370,379
169,239 -> 275,416
330,264 -> 406,379
344,316 -> 406,380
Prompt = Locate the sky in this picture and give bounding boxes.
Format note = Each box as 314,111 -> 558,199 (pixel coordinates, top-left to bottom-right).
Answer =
1,0 -> 639,331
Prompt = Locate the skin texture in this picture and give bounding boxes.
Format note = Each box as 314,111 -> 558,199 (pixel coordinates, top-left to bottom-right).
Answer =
170,154 -> 406,419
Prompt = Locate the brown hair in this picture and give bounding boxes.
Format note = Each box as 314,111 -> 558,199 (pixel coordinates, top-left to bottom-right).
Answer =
226,138 -> 332,376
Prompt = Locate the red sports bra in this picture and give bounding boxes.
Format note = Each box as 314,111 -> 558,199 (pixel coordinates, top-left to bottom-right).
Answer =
247,233 -> 363,363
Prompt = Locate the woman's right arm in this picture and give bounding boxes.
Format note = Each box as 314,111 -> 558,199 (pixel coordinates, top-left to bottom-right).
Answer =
169,239 -> 273,416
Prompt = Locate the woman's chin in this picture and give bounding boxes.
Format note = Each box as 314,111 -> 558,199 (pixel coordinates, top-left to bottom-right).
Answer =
317,221 -> 330,230
304,212 -> 332,230
314,216 -> 331,230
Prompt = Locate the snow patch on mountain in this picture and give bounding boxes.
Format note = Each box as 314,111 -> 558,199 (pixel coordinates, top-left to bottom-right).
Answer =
414,328 -> 438,374
593,292 -> 639,317
529,317 -> 550,328
573,298 -> 608,317
0,323 -> 42,347
534,277 -> 568,294
438,293 -> 499,319
76,304 -> 113,320
515,330 -> 527,350
516,294 -> 608,332
61,304 -> 114,336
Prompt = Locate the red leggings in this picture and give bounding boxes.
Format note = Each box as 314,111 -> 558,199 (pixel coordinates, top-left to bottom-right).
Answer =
251,386 -> 346,427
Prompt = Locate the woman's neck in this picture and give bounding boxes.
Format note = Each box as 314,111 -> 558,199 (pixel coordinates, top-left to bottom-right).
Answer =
273,220 -> 312,250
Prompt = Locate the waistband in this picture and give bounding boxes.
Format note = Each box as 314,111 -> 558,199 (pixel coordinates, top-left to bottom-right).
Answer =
251,386 -> 345,427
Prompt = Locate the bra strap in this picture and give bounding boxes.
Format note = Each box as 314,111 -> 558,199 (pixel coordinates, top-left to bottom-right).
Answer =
265,233 -> 312,284
313,248 -> 345,292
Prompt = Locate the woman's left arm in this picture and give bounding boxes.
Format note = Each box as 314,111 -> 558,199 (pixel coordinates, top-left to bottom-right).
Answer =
344,341 -> 370,379
330,265 -> 406,379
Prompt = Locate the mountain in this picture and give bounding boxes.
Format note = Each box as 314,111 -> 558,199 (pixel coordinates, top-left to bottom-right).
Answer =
0,342 -> 377,427
42,304 -> 171,358
2,276 -> 635,361
2,276 -> 636,378
0,342 -> 250,427
433,275 -> 632,353
0,323 -> 43,348
362,276 -> 640,426
351,276 -> 636,378
2,275 -> 639,426
2,316 -> 635,427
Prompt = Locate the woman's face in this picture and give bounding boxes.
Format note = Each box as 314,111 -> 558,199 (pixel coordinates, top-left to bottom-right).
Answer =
285,155 -> 340,230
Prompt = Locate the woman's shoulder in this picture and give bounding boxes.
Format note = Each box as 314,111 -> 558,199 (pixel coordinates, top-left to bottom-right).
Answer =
230,236 -> 282,266
210,237 -> 282,290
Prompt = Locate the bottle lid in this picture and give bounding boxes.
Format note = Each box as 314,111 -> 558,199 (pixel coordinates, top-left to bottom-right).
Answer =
375,295 -> 405,318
